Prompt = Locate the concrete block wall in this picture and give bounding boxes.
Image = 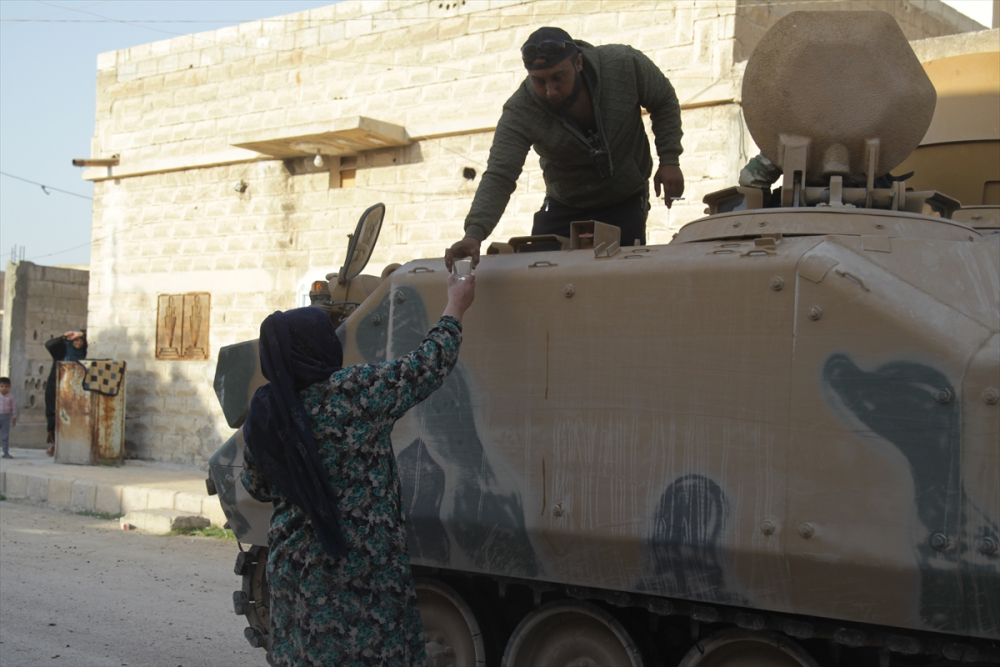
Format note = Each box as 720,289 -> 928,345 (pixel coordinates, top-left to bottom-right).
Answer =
0,261 -> 90,448
91,0 -> 743,167
84,0 -> 985,463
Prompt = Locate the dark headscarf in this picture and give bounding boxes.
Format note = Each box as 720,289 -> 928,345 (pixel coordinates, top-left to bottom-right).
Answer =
243,307 -> 348,558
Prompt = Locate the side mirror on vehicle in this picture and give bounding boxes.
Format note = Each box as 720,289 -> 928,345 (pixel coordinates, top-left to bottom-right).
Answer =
338,203 -> 385,285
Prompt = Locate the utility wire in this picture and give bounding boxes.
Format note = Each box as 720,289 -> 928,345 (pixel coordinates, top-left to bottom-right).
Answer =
26,241 -> 93,261
0,171 -> 94,200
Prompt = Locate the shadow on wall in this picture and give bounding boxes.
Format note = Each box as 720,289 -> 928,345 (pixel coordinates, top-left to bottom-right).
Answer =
93,327 -> 224,468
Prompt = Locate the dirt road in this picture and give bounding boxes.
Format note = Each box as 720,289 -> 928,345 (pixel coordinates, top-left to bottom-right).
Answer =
0,500 -> 267,667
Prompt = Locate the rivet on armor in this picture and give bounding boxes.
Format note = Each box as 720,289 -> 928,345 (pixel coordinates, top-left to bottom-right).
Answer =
930,532 -> 949,551
761,520 -> 776,535
370,314 -> 382,326
935,388 -> 953,404
875,224 -> 884,229
733,222 -> 742,228
983,388 -> 999,405
978,537 -> 998,555
395,292 -> 406,304
770,277 -> 785,291
552,503 -> 564,517
797,522 -> 815,538
758,221 -> 767,227
564,284 -> 575,298
808,306 -> 823,321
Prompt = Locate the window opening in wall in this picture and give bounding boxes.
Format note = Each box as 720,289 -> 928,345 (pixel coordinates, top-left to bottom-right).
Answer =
156,293 -> 211,360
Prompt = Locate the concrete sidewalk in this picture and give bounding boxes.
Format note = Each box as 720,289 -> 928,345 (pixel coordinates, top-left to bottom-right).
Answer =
0,448 -> 226,532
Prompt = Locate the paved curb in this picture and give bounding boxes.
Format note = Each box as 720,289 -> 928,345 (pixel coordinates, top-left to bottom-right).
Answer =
0,449 -> 226,527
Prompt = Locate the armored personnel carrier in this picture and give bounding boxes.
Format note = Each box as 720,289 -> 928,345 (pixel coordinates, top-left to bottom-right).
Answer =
208,11 -> 999,666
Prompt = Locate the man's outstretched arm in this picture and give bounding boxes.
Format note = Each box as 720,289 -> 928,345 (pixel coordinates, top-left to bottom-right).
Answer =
447,105 -> 532,269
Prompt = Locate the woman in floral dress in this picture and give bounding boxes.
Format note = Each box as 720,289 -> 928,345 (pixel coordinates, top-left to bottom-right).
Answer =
242,274 -> 476,667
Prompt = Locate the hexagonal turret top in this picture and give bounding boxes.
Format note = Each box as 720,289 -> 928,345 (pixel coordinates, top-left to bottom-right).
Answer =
742,12 -> 936,186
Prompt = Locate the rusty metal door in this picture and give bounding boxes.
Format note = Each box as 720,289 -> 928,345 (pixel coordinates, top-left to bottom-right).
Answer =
54,361 -> 126,465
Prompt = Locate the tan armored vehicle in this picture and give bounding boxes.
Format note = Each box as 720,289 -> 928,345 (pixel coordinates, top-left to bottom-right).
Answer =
208,12 -> 999,666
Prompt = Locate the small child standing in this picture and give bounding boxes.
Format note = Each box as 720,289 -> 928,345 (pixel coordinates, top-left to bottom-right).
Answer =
0,377 -> 17,459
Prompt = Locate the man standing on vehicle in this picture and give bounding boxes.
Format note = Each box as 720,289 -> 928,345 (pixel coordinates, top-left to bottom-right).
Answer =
445,27 -> 684,268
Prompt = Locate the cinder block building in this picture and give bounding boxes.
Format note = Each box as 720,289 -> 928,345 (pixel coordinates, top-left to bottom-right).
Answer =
0,262 -> 90,447
78,0 -> 986,464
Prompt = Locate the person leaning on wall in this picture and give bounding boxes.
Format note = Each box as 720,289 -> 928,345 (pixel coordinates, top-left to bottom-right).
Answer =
44,330 -> 87,456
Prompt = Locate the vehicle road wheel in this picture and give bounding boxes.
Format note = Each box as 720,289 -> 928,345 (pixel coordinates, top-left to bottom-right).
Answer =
415,578 -> 488,667
233,545 -> 271,652
501,600 -> 644,667
678,628 -> 819,667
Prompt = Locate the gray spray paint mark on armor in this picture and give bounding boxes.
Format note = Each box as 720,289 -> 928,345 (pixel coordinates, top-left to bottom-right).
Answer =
398,439 -> 450,564
636,474 -> 744,606
358,286 -> 540,577
213,340 -> 259,428
209,431 -> 273,544
208,433 -> 248,535
823,354 -> 999,635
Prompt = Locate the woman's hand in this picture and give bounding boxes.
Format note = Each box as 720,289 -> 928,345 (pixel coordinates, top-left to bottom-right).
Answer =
443,274 -> 476,321
64,331 -> 83,341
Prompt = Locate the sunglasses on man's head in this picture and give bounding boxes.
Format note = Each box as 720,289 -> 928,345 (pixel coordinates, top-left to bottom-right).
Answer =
521,39 -> 574,62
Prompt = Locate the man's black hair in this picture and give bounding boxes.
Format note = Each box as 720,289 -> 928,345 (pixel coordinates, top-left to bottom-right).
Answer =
0,377 -> 10,385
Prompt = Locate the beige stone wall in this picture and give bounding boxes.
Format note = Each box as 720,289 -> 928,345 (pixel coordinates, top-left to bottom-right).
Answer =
734,0 -> 984,62
0,262 -> 90,448
83,0 -> 983,464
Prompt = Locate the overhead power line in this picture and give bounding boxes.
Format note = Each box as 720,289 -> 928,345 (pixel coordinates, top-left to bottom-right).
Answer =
0,171 -> 94,200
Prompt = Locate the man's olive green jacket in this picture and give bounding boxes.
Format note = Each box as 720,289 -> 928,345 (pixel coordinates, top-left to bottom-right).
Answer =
463,43 -> 683,242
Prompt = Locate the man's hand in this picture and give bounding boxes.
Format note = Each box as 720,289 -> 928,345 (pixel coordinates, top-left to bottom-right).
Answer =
653,164 -> 685,208
443,274 -> 476,321
64,331 -> 82,341
445,237 -> 483,271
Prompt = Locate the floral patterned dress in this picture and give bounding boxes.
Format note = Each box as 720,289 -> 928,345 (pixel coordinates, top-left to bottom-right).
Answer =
243,316 -> 462,667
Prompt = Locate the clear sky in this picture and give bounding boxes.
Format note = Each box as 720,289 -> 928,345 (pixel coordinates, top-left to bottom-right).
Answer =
0,0 -> 992,268
0,0 -> 334,268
